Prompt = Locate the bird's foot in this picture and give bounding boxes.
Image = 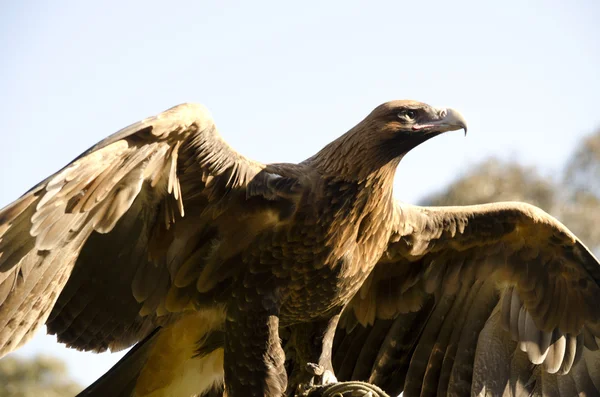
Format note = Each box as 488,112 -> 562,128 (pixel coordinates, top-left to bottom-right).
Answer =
298,380 -> 391,397
292,363 -> 338,396
305,363 -> 337,386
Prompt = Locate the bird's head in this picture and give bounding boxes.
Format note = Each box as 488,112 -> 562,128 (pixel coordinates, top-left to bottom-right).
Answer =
365,100 -> 468,159
310,100 -> 467,179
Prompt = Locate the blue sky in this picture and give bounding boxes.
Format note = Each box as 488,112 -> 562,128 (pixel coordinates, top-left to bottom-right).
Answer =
1,0 -> 599,388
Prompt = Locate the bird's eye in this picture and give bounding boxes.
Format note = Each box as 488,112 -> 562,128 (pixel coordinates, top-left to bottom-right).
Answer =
398,109 -> 417,121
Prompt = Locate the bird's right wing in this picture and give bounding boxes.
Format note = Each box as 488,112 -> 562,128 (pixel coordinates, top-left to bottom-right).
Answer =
336,201 -> 600,396
0,103 -> 291,357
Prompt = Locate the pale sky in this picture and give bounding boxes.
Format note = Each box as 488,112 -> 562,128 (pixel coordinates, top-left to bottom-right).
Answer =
1,0 -> 599,389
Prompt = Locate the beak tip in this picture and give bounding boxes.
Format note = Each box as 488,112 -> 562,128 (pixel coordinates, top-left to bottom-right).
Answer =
442,107 -> 468,136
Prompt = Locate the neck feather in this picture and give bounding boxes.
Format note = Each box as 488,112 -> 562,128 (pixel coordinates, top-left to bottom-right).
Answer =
307,125 -> 403,186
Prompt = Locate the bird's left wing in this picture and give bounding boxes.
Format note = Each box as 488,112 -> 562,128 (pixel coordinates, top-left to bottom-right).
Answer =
335,201 -> 600,396
0,103 -> 289,358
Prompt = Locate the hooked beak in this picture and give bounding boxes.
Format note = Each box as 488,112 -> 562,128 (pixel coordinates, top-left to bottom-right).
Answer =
413,107 -> 468,136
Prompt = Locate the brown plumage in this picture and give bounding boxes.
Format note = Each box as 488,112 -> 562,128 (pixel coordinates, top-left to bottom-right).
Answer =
0,100 -> 599,397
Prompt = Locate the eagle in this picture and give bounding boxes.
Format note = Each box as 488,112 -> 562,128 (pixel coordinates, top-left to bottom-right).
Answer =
0,100 -> 599,397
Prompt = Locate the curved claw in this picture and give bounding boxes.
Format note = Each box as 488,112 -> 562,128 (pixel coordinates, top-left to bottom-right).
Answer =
304,363 -> 337,386
306,362 -> 325,376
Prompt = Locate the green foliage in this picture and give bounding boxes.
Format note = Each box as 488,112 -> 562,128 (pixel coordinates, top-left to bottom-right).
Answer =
0,355 -> 81,397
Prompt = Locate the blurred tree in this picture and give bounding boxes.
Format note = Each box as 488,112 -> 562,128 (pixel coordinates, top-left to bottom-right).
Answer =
419,158 -> 557,210
420,127 -> 600,250
564,128 -> 600,196
0,355 -> 81,397
560,128 -> 600,248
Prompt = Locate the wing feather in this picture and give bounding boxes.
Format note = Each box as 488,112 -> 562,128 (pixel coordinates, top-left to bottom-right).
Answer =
0,103 -> 270,356
336,201 -> 600,396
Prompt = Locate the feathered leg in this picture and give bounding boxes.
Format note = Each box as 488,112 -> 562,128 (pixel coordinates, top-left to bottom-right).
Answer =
224,282 -> 287,397
287,313 -> 341,395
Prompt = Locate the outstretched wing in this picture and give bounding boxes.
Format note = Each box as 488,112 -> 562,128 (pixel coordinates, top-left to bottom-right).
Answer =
0,103 -> 275,356
336,201 -> 600,396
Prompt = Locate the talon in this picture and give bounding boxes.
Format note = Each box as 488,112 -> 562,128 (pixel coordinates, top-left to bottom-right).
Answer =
305,362 -> 325,376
